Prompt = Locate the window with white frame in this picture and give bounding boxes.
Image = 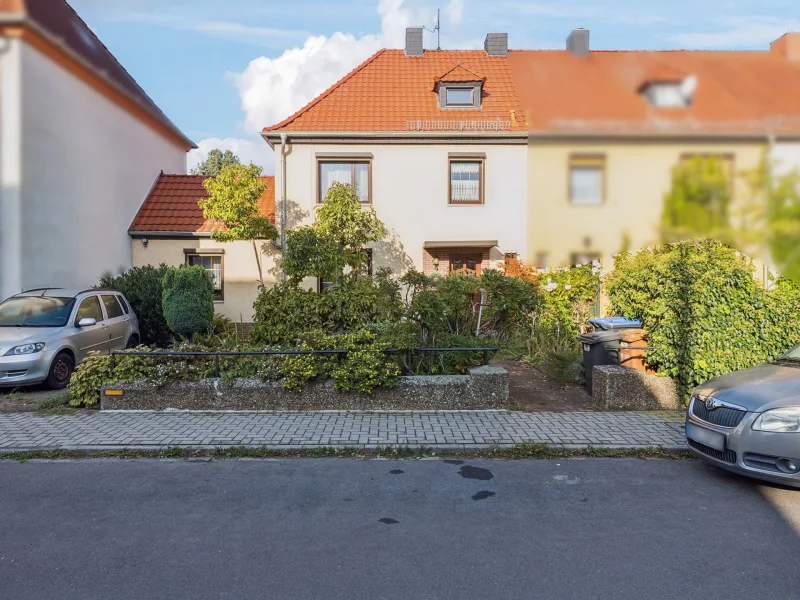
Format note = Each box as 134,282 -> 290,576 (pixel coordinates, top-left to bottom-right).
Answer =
186,254 -> 223,301
569,155 -> 605,206
318,161 -> 371,203
449,160 -> 483,204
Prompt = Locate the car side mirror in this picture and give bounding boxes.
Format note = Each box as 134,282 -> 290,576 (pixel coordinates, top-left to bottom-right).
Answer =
77,317 -> 97,328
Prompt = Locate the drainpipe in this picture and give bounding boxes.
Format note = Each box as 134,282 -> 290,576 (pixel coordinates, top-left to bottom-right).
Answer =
280,132 -> 288,283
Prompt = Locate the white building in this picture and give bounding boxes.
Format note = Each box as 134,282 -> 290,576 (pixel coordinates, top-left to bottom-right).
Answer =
263,31 -> 528,285
0,0 -> 193,300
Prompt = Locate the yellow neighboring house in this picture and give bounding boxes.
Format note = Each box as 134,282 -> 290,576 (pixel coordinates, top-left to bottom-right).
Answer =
509,29 -> 800,269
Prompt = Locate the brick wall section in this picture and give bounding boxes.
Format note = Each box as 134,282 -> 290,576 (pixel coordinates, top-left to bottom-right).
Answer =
422,247 -> 491,275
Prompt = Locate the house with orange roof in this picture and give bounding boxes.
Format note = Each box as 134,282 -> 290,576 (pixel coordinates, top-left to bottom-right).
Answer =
0,0 -> 194,301
262,30 -> 530,286
129,174 -> 276,322
508,28 -> 800,269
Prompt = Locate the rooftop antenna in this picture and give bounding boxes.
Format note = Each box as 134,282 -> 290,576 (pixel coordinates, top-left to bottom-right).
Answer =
423,8 -> 441,50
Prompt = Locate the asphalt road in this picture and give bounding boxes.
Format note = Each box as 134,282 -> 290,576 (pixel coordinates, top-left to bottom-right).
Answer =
1,458 -> 799,600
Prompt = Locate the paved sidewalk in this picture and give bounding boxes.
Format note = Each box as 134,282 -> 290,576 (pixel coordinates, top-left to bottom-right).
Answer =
0,411 -> 687,451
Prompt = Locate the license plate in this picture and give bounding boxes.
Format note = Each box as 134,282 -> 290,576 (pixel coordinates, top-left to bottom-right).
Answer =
686,423 -> 725,452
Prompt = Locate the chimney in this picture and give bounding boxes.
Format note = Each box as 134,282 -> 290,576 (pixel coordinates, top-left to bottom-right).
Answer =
405,27 -> 424,57
567,28 -> 590,58
485,33 -> 508,56
771,32 -> 800,62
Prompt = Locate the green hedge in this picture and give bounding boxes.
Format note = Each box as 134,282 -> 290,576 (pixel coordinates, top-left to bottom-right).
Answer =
606,239 -> 800,401
100,265 -> 172,347
162,266 -> 215,338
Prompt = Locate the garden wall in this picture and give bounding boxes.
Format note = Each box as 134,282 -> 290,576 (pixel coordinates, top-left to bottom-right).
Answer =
592,366 -> 681,411
100,366 -> 508,411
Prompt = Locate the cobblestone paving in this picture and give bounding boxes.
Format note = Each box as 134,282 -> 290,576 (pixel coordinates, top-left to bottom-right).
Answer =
0,411 -> 687,451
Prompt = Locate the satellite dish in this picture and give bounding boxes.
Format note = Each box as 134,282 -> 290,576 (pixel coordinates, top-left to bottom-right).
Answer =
680,74 -> 698,101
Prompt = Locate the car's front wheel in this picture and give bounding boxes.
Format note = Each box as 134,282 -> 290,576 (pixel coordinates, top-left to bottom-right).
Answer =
46,352 -> 75,390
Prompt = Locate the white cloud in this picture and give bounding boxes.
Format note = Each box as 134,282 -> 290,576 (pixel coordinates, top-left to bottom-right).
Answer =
667,16 -> 800,48
230,0 -> 464,132
446,0 -> 464,28
187,137 -> 274,174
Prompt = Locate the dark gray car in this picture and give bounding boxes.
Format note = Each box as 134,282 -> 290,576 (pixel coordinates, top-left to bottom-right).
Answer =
686,344 -> 800,487
0,288 -> 140,390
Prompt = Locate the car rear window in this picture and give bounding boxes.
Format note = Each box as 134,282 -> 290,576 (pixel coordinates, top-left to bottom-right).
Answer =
101,295 -> 124,319
117,295 -> 130,314
0,297 -> 76,327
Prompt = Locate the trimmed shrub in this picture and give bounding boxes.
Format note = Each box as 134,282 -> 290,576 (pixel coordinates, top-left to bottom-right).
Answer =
100,265 -> 172,347
162,266 -> 215,338
606,238 -> 800,401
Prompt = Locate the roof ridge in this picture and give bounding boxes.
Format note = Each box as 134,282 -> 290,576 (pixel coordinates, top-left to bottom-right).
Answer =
264,49 -> 387,132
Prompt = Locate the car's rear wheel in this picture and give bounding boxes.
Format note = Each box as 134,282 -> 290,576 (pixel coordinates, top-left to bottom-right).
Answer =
125,334 -> 140,349
46,352 -> 74,390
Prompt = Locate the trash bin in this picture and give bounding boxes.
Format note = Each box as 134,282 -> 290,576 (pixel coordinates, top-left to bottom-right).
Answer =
578,330 -> 622,395
618,328 -> 650,373
588,316 -> 643,331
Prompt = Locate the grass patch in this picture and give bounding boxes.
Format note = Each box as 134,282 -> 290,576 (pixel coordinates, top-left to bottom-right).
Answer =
37,393 -> 71,411
0,443 -> 691,462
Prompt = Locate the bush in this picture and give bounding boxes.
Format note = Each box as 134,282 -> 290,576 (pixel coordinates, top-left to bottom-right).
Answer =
281,330 -> 400,393
606,238 -> 800,401
100,265 -> 172,347
162,266 -> 214,338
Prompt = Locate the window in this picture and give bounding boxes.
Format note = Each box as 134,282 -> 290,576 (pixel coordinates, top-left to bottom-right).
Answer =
117,295 -> 130,315
318,161 -> 370,204
101,295 -> 124,319
0,297 -> 75,327
76,296 -> 104,323
450,253 -> 483,275
570,252 -> 601,267
644,83 -> 689,108
187,254 -> 224,301
445,87 -> 474,107
449,161 -> 483,204
569,155 -> 605,205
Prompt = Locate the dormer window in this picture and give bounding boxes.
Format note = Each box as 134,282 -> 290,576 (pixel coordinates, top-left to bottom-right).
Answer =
434,63 -> 485,110
639,67 -> 696,109
644,83 -> 689,108
446,87 -> 475,107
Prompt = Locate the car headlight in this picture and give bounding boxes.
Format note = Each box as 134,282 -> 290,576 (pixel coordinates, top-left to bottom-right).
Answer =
4,343 -> 46,356
752,407 -> 800,433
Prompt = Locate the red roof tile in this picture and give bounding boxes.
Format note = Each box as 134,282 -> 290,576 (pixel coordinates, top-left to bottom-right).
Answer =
264,41 -> 800,137
264,50 -> 527,133
508,49 -> 800,135
130,174 -> 275,234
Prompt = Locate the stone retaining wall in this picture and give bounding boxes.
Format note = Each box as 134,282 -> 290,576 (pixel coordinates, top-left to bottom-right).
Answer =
100,366 -> 508,411
592,365 -> 681,411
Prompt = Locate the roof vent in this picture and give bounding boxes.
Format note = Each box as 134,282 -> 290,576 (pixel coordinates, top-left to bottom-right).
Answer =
485,33 -> 508,56
567,28 -> 590,57
405,27 -> 424,57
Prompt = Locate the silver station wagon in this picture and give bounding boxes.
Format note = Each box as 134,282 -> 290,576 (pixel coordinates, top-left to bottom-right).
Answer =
0,288 -> 140,390
686,344 -> 800,488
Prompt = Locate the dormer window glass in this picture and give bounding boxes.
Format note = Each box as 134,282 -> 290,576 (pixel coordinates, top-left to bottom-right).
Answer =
645,83 -> 689,108
445,87 -> 474,107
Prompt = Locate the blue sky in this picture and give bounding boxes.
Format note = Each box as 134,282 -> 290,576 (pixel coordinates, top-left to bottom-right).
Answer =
70,0 -> 800,172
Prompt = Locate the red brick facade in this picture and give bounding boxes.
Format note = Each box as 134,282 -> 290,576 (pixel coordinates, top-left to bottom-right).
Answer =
422,247 -> 491,276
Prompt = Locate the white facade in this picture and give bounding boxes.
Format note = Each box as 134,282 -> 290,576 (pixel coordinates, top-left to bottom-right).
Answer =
278,141 -> 528,276
0,40 -> 187,301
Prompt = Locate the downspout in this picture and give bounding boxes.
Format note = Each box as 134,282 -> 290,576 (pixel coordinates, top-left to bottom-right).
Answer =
280,132 -> 288,283
764,133 -> 777,287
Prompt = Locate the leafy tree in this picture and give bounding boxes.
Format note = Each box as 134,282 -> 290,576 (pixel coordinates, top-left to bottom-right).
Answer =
162,266 -> 214,339
283,182 -> 386,281
661,156 -> 732,243
199,163 -> 278,286
191,149 -> 241,176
